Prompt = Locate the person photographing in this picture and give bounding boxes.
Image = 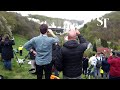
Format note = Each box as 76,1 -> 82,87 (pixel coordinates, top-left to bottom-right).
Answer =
55,28 -> 89,79
24,24 -> 59,79
108,51 -> 120,79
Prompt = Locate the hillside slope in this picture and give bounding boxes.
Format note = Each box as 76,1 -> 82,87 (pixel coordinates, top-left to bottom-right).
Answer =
80,11 -> 120,50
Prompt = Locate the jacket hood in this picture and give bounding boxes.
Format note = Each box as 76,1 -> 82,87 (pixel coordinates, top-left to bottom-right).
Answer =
63,40 -> 79,49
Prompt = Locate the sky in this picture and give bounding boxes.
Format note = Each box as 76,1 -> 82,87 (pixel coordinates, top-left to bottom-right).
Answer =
10,11 -> 112,24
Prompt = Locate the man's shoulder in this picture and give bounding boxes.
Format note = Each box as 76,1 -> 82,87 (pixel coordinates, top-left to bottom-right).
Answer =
33,35 -> 44,40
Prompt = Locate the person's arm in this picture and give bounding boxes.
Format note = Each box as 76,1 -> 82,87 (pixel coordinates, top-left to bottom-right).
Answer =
48,29 -> 59,43
76,29 -> 90,51
30,48 -> 37,56
76,29 -> 88,44
23,38 -> 35,51
48,29 -> 57,38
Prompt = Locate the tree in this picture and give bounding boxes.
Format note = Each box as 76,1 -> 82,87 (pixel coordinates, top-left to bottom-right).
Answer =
0,16 -> 13,38
101,38 -> 108,47
93,42 -> 97,52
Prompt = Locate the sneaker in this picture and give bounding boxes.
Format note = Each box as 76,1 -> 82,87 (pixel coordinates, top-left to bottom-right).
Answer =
31,71 -> 37,75
8,68 -> 12,71
29,68 -> 35,71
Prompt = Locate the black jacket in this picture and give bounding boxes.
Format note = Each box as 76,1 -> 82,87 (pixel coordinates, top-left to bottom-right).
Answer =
0,39 -> 15,60
52,43 -> 61,65
82,57 -> 89,69
55,35 -> 89,78
102,58 -> 110,73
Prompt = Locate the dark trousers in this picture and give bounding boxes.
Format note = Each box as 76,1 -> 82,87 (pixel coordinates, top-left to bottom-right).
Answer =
20,50 -> 22,56
36,63 -> 52,79
83,67 -> 87,75
52,65 -> 59,76
3,59 -> 12,70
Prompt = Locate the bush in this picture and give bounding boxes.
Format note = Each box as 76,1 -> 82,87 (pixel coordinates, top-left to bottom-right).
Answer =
84,49 -> 96,58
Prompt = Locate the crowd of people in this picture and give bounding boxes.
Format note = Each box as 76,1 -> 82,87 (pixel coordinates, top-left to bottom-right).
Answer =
0,24 -> 120,79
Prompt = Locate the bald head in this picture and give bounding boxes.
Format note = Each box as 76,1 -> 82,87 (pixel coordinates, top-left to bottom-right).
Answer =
68,29 -> 77,40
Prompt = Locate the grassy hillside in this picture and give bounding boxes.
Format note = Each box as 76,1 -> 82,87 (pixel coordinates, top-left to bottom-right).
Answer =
80,11 -> 120,50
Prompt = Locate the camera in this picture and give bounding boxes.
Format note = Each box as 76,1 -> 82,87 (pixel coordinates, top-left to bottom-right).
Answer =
112,51 -> 120,57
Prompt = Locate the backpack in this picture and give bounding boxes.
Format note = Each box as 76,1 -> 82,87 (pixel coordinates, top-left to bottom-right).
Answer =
96,57 -> 102,68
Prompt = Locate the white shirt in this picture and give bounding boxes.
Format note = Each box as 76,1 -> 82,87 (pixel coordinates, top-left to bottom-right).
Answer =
89,56 -> 97,66
89,56 -> 101,66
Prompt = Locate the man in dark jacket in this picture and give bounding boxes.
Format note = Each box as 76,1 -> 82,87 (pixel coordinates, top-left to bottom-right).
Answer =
101,56 -> 110,79
55,29 -> 89,79
0,35 -> 15,70
82,56 -> 89,77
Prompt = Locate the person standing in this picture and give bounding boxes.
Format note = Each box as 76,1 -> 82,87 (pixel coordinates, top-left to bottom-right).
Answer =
18,45 -> 23,56
82,56 -> 89,77
94,52 -> 103,79
108,52 -> 120,79
101,56 -> 110,79
51,43 -> 61,77
0,35 -> 15,70
24,24 -> 59,79
55,29 -> 89,79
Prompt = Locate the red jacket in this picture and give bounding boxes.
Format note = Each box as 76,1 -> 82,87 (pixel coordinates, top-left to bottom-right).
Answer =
108,56 -> 120,77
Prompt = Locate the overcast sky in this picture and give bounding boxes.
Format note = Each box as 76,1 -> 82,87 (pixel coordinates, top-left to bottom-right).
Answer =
10,11 -> 112,23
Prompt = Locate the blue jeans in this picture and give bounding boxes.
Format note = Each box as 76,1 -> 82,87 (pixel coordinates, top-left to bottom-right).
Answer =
94,67 -> 101,79
103,72 -> 109,79
3,60 -> 12,70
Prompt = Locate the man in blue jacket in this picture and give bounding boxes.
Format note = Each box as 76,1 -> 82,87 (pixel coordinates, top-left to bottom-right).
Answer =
24,24 -> 59,79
